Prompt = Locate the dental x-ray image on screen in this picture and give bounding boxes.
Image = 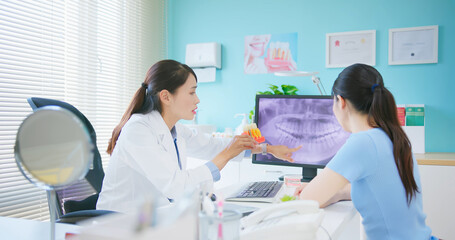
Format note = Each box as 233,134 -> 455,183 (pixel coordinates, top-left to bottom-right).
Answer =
254,95 -> 350,168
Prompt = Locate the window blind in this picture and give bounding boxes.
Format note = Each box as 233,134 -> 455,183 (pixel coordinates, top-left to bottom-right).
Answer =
0,0 -> 167,221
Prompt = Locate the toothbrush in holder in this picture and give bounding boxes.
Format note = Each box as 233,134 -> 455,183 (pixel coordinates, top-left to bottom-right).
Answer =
217,199 -> 224,240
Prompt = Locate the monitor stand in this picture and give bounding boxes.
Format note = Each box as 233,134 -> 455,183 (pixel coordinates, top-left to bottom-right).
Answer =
301,167 -> 317,182
277,167 -> 318,182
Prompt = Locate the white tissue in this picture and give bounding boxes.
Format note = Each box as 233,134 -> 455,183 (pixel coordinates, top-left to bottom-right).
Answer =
194,67 -> 216,83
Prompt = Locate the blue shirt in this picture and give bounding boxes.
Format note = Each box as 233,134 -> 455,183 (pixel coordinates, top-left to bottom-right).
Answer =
327,128 -> 432,240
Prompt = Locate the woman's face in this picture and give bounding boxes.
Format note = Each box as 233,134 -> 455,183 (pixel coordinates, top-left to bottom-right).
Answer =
169,74 -> 200,121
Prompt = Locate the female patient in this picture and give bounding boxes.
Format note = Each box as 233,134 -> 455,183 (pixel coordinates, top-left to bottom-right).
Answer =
97,60 -> 299,212
295,64 -> 434,239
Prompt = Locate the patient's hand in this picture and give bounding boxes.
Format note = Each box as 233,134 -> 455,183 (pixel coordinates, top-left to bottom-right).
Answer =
293,182 -> 309,197
268,145 -> 302,163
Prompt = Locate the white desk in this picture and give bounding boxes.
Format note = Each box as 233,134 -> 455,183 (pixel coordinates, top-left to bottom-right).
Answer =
188,156 -> 362,239
219,183 -> 360,240
0,216 -> 80,240
0,184 -> 359,240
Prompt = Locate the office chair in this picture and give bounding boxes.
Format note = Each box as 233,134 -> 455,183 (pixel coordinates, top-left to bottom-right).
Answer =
27,97 -> 114,224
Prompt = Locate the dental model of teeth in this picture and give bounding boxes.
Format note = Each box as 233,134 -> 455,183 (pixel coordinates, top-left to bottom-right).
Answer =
264,41 -> 293,72
241,123 -> 265,143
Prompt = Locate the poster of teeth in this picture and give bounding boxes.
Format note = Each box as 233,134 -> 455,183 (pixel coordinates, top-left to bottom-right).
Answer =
244,32 -> 297,74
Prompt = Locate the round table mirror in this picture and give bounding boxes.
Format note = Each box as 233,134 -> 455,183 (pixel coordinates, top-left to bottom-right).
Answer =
15,106 -> 94,240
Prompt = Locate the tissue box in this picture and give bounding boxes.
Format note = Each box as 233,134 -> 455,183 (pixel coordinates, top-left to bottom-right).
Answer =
185,42 -> 221,69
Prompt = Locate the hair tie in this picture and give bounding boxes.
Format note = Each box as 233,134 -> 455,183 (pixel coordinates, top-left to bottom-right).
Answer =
141,82 -> 148,89
371,84 -> 379,93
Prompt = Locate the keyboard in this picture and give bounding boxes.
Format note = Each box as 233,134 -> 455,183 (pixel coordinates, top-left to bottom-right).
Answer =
226,181 -> 284,203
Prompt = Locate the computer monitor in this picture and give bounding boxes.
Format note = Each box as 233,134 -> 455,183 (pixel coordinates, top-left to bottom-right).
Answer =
253,95 -> 350,181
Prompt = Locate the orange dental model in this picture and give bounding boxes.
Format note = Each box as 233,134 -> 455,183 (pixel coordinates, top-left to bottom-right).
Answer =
241,123 -> 265,143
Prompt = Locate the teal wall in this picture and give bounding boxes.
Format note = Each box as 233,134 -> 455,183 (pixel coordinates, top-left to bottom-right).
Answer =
168,0 -> 455,152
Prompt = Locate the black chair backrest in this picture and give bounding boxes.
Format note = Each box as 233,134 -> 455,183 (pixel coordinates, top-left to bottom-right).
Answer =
27,97 -> 105,216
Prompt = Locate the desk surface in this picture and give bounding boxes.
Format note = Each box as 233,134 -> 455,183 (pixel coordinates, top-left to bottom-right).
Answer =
415,152 -> 455,166
0,184 -> 358,240
0,216 -> 79,240
219,183 -> 359,240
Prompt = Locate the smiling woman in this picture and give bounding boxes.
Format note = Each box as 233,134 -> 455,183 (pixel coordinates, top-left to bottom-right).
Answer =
244,34 -> 271,74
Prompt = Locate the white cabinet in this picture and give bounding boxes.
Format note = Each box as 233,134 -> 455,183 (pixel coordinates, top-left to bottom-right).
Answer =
418,164 -> 455,239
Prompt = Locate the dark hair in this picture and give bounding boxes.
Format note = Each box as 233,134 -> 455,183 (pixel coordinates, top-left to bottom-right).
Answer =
332,63 -> 418,205
107,59 -> 197,155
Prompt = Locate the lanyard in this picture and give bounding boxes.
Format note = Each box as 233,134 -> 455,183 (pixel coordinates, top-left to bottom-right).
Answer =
168,138 -> 182,203
173,138 -> 182,170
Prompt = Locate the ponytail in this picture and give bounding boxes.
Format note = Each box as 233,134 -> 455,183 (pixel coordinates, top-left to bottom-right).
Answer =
106,85 -> 147,155
332,63 -> 418,205
369,86 -> 418,205
106,60 -> 196,155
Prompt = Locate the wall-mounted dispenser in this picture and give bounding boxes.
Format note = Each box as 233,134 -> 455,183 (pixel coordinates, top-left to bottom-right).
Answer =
185,42 -> 221,82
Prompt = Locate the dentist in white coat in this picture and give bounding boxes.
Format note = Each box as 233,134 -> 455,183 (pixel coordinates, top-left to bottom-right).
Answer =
97,60 -> 300,213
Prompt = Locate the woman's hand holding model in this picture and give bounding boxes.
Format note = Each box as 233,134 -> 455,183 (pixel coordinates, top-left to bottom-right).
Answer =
214,138 -> 302,170
212,135 -> 257,170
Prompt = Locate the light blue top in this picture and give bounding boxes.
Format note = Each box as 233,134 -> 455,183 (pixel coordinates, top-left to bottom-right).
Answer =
327,128 -> 432,240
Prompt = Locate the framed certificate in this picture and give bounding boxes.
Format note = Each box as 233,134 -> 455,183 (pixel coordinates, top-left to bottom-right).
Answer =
389,25 -> 438,65
326,30 -> 376,68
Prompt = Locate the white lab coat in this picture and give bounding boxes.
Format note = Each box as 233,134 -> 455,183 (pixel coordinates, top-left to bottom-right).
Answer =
97,111 -> 241,213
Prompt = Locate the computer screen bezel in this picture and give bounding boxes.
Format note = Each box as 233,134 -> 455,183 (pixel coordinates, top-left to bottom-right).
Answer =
252,94 -> 338,170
